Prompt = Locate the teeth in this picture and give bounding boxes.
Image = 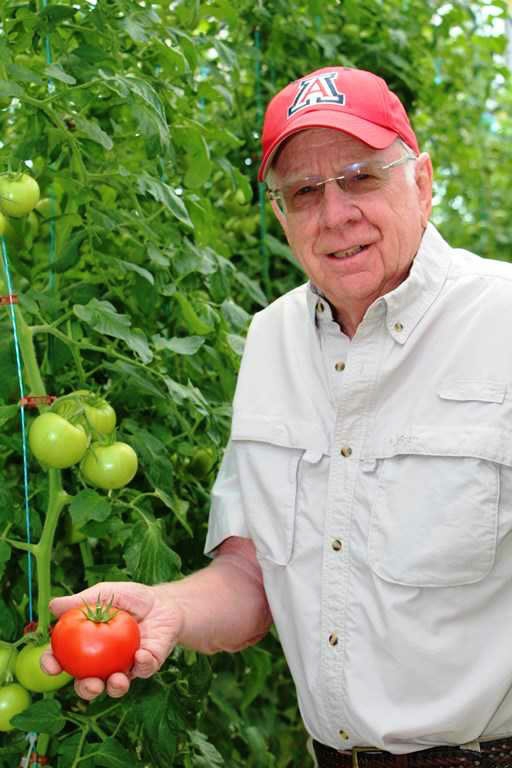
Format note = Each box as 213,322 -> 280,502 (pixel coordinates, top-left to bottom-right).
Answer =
332,245 -> 363,259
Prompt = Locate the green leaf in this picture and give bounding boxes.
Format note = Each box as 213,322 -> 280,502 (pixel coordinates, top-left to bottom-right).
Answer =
164,377 -> 209,412
101,72 -> 169,147
73,299 -> 153,363
136,681 -> 183,765
153,335 -> 205,355
104,361 -> 165,400
136,173 -> 192,227
189,730 -> 224,767
234,272 -> 268,307
125,520 -> 181,584
240,646 -> 272,710
73,115 -> 113,150
123,427 -> 174,492
173,124 -> 212,189
0,404 -> 18,426
226,333 -> 245,356
264,234 -> 302,271
44,63 -> 76,84
154,489 -> 193,536
174,293 -> 213,335
11,700 -> 65,735
88,737 -> 142,768
0,541 -> 11,581
70,490 -> 111,528
115,258 -> 155,285
0,79 -> 24,99
221,299 -> 250,330
52,231 -> 88,273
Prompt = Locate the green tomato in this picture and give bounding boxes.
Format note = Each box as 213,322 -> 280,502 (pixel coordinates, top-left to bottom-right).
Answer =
0,644 -> 18,684
187,447 -> 216,479
34,196 -> 58,219
0,683 -> 31,732
15,643 -> 72,693
0,174 -> 40,218
81,441 -> 138,490
29,412 -> 88,469
83,401 -> 117,435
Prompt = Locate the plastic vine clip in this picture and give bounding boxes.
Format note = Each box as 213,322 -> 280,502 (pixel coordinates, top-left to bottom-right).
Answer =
0,293 -> 18,305
19,395 -> 57,408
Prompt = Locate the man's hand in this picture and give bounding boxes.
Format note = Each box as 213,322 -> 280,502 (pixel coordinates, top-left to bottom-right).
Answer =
41,581 -> 184,701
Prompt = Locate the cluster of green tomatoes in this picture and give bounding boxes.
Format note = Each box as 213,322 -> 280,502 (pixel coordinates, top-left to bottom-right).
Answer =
0,640 -> 71,732
29,392 -> 138,490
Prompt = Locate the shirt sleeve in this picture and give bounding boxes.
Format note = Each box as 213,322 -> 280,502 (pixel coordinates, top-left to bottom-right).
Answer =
204,439 -> 250,557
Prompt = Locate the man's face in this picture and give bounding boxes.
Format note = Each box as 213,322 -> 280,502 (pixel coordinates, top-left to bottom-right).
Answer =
269,128 -> 433,331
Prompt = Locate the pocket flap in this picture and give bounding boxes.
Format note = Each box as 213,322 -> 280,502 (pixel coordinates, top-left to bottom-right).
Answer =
438,378 -> 506,404
231,414 -> 330,456
362,427 -> 512,467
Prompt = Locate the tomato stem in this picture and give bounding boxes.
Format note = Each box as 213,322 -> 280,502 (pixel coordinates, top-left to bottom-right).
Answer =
36,471 -> 71,636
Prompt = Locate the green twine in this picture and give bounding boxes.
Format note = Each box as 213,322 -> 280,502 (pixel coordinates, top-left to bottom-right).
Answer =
254,28 -> 269,299
1,237 -> 34,622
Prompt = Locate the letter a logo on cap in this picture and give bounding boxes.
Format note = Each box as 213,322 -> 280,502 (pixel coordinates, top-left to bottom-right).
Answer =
288,71 -> 345,117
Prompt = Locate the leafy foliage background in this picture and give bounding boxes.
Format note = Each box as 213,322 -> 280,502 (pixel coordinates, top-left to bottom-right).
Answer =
0,0 -> 510,766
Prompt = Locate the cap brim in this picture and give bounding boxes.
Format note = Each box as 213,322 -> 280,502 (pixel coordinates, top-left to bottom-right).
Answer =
258,109 -> 398,181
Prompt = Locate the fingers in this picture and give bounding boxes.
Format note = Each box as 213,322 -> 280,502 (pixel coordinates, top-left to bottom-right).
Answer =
49,581 -> 154,621
40,650 -> 62,676
130,647 -> 160,679
74,677 -> 105,701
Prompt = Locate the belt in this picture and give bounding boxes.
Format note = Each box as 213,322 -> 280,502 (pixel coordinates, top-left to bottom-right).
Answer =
312,738 -> 512,768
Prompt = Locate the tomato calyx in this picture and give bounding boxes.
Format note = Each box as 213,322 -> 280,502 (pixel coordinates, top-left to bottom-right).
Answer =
80,595 -> 120,624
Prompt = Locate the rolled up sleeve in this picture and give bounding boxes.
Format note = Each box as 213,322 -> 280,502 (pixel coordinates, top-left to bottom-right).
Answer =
204,440 -> 250,556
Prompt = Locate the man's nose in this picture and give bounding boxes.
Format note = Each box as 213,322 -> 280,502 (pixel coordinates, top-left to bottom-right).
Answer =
318,179 -> 363,228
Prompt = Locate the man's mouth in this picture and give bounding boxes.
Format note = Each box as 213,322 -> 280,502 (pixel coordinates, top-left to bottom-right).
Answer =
328,244 -> 368,260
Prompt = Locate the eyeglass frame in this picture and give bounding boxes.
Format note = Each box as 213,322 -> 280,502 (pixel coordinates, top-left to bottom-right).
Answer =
265,142 -> 418,215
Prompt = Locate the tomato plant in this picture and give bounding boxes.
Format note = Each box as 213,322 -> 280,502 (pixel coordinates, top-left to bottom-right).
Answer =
0,684 -> 31,733
14,643 -> 72,693
81,442 -> 138,490
0,173 -> 40,218
29,413 -> 88,469
51,602 -> 140,679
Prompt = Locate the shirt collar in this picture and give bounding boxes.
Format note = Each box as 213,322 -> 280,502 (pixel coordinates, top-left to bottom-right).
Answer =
382,223 -> 452,344
306,223 -> 452,341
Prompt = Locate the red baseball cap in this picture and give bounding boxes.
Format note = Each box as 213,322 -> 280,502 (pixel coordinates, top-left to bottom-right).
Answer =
258,66 -> 420,181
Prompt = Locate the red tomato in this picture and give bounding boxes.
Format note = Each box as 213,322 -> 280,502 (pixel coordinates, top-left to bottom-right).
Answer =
50,603 -> 140,680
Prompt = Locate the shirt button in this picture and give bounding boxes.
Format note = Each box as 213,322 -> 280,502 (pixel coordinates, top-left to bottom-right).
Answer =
340,446 -> 352,457
328,632 -> 338,646
393,321 -> 404,332
339,730 -> 350,741
316,301 -> 325,313
332,538 -> 343,552
334,361 -> 345,371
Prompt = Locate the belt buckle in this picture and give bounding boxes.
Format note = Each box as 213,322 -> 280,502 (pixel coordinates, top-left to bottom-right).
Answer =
352,747 -> 382,767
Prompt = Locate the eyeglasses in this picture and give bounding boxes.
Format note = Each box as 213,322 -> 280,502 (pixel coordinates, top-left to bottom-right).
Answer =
266,150 -> 417,215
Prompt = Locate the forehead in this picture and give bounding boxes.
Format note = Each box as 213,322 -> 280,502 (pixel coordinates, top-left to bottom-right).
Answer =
271,128 -> 385,179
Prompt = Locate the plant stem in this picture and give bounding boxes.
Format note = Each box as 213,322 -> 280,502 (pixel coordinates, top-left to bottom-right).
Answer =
34,470 -> 71,635
17,310 -> 46,396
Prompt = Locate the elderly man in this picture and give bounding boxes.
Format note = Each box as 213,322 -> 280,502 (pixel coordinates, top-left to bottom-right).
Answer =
44,67 -> 512,767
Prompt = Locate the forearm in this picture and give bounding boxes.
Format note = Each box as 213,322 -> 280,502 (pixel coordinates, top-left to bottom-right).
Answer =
152,537 -> 272,654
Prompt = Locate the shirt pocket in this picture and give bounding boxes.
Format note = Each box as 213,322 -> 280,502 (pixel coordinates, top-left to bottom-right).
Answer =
364,382 -> 511,588
231,415 -> 330,566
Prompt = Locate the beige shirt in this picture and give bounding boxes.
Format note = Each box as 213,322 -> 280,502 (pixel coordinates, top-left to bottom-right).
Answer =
205,223 -> 512,754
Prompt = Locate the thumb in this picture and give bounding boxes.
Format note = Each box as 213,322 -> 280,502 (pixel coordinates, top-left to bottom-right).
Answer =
49,582 -> 154,622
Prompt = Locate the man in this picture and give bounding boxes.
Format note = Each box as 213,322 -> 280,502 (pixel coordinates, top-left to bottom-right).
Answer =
44,67 -> 512,767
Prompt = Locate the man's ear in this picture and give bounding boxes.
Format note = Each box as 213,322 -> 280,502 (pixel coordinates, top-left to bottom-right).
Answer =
415,152 -> 433,227
270,199 -> 291,242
